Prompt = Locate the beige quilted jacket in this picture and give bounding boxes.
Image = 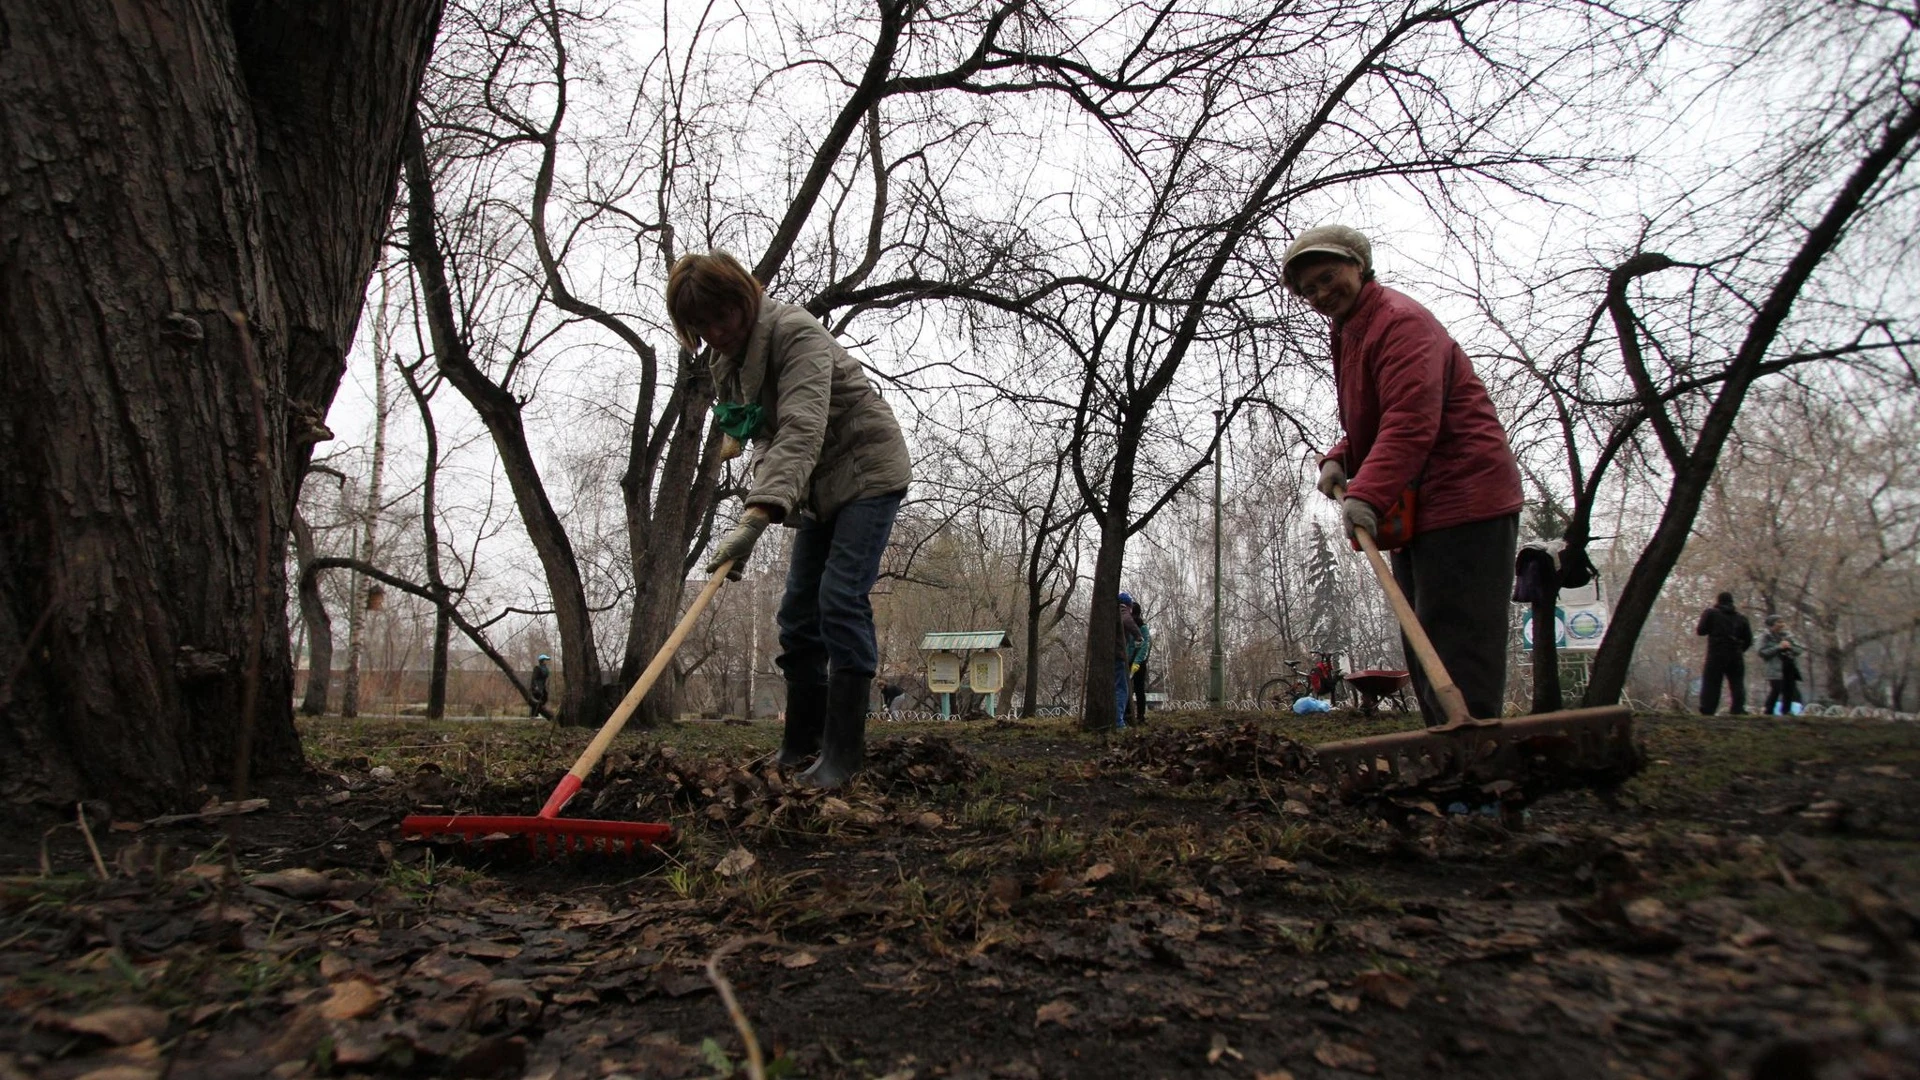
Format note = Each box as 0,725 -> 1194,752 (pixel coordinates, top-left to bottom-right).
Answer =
708,300 -> 912,523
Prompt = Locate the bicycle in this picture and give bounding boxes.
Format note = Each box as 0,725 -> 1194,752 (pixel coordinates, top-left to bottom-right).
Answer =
1257,651 -> 1347,710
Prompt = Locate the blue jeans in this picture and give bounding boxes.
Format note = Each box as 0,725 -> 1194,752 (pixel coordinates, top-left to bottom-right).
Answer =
776,492 -> 903,683
1114,662 -> 1131,729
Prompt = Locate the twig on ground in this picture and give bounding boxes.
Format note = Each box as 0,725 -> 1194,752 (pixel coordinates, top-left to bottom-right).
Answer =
75,802 -> 109,880
705,934 -> 779,1080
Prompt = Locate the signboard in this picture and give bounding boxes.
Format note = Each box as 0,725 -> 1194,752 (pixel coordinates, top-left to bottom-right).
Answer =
968,653 -> 1004,693
1522,601 -> 1609,652
926,651 -> 962,693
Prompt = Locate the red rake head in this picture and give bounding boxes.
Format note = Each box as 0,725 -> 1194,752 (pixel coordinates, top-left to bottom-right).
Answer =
400,814 -> 673,857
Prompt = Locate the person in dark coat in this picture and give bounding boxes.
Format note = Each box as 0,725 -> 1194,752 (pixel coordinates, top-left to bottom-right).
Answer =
1696,593 -> 1753,715
1116,593 -> 1142,731
881,676 -> 907,721
1128,600 -> 1153,725
529,654 -> 551,719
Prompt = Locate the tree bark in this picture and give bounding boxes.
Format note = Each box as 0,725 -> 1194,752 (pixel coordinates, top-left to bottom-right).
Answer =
0,0 -> 441,813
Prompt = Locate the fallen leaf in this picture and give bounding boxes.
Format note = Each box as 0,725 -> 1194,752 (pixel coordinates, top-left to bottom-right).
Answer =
450,1034 -> 527,1079
1350,970 -> 1415,1009
1206,1032 -> 1243,1065
1034,999 -> 1077,1028
1259,857 -> 1296,873
1325,992 -> 1361,1014
1084,862 -> 1116,883
781,951 -> 820,969
59,1005 -> 170,1045
714,847 -> 756,878
72,1067 -> 160,1080
987,875 -> 1022,907
319,979 -> 388,1021
1730,918 -> 1775,948
408,948 -> 495,990
1815,934 -> 1872,956
1314,1041 -> 1377,1074
249,868 -> 335,900
454,940 -> 523,960
1254,1072 -> 1296,1080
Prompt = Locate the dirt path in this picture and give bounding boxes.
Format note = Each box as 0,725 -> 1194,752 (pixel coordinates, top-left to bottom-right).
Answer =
3,713 -> 1916,1079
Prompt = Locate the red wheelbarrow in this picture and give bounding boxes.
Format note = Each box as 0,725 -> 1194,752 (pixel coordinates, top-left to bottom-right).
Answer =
1344,669 -> 1412,716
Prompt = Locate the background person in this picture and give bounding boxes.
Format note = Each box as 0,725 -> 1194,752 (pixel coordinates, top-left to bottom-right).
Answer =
1286,225 -> 1524,727
1759,614 -> 1803,715
1695,591 -> 1755,715
529,654 -> 551,719
1117,592 -> 1142,731
667,251 -> 912,789
1129,599 -> 1153,725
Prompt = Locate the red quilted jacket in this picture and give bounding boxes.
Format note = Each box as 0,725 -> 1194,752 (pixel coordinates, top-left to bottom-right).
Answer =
1319,282 -> 1522,534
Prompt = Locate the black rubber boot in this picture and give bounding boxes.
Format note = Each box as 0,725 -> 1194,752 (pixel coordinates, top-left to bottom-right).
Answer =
798,673 -> 870,789
777,681 -> 828,768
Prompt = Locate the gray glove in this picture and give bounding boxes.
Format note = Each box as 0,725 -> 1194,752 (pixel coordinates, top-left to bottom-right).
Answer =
1317,459 -> 1347,500
706,511 -> 769,581
1342,496 -> 1378,539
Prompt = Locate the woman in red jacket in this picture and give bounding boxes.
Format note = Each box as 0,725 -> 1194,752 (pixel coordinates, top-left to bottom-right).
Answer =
1284,225 -> 1523,726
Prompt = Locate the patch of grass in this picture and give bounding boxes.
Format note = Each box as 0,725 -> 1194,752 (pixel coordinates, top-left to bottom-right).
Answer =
1010,822 -> 1090,867
958,796 -> 1021,830
384,851 -> 485,896
1746,888 -> 1851,934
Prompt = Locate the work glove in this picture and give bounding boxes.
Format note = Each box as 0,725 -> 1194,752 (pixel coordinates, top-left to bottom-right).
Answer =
1130,663 -> 1141,675
1317,459 -> 1347,500
1342,496 -> 1378,540
718,434 -> 744,462
706,510 -> 769,581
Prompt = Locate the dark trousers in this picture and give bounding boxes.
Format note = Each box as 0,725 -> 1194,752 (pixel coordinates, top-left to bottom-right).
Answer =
1131,663 -> 1149,722
1765,678 -> 1800,715
1390,514 -> 1519,726
1699,652 -> 1746,714
776,492 -> 903,683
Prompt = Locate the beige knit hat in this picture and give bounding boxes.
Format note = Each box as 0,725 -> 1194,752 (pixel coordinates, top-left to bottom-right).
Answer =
1281,225 -> 1372,288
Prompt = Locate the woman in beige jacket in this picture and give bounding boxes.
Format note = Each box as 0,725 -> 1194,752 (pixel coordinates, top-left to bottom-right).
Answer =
667,252 -> 912,788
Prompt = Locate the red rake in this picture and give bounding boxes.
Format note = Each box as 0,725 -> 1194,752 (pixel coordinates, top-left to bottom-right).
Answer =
400,563 -> 733,857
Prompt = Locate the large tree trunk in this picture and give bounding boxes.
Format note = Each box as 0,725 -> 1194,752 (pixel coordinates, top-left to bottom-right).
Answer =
0,0 -> 441,813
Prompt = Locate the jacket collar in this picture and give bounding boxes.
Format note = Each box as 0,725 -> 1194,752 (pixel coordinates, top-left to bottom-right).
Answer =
709,301 -> 779,404
1335,280 -> 1386,332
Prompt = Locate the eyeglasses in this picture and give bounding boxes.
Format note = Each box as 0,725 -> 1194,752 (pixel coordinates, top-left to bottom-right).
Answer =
1292,265 -> 1347,300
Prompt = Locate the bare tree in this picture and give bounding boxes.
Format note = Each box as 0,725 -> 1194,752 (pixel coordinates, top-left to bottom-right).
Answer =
1569,0 -> 1920,705
0,0 -> 441,810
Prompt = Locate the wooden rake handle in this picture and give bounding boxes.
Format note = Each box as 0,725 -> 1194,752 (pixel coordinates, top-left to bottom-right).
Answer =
1336,488 -> 1476,727
538,562 -> 734,817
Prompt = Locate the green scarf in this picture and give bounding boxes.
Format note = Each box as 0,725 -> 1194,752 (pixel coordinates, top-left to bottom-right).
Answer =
713,401 -> 765,441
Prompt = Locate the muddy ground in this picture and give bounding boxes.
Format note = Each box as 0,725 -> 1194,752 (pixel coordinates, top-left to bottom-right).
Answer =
2,710 -> 1916,1080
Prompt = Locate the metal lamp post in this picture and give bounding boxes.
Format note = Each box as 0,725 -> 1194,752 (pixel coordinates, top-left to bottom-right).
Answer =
1209,409 -> 1225,706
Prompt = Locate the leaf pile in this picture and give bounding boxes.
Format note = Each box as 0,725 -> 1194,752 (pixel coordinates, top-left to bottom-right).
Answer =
578,740 -> 975,836
863,734 -> 984,791
1104,722 -> 1318,786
